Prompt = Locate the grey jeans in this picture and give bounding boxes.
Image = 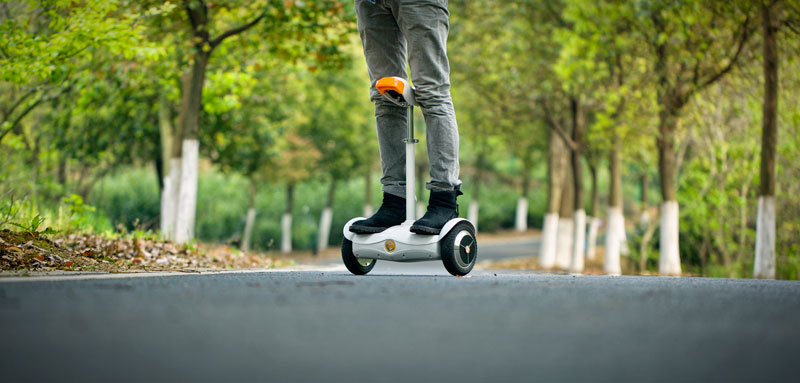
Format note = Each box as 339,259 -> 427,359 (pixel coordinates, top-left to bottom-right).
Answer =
355,0 -> 461,198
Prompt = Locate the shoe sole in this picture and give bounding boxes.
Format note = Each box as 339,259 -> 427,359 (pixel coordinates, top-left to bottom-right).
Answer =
410,225 -> 441,235
349,225 -> 389,234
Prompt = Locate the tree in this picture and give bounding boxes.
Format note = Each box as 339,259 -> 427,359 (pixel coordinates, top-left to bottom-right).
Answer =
298,46 -> 375,252
155,0 -> 353,243
624,0 -> 756,275
0,0 -> 146,144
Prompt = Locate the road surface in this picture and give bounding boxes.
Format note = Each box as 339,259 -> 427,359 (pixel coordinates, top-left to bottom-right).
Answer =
0,239 -> 798,382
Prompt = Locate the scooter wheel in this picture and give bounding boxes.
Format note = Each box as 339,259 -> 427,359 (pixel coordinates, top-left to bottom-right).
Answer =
440,221 -> 477,276
342,238 -> 376,275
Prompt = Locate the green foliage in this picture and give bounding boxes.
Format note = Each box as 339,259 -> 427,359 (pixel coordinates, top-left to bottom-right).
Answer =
9,214 -> 47,233
90,168 -> 161,232
85,165 -> 534,250
0,0 -> 147,85
2,0 -> 800,281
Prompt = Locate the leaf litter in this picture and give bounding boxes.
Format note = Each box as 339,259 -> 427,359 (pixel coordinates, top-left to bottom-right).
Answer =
0,229 -> 292,274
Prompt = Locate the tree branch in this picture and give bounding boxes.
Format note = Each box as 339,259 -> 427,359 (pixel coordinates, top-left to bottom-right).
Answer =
785,18 -> 800,35
183,0 -> 199,31
541,100 -> 577,151
543,2 -> 569,28
2,86 -> 38,122
695,13 -> 753,93
209,12 -> 266,48
0,84 -> 71,143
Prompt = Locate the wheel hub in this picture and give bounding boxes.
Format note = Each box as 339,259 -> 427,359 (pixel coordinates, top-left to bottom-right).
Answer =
453,230 -> 476,268
357,258 -> 374,267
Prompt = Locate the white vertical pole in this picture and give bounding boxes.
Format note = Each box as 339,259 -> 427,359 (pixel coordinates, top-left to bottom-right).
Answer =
405,106 -> 415,222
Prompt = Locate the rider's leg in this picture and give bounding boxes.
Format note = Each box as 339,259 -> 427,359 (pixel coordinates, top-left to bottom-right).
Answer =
350,0 -> 409,234
392,0 -> 463,234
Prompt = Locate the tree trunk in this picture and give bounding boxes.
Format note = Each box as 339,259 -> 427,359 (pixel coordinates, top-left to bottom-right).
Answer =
317,179 -> 336,254
153,96 -> 170,215
657,110 -> 681,275
174,52 -> 209,244
30,135 -> 41,212
737,182 -> 750,264
569,97 -> 586,273
281,183 -> 294,254
586,162 -> 600,260
639,173 -> 650,225
241,177 -> 257,252
469,152 -> 485,231
604,129 -> 624,275
156,94 -> 173,192
540,128 -> 566,268
556,158 -> 574,270
638,214 -> 657,272
755,2 -> 778,279
515,197 -> 528,233
57,154 -> 67,187
162,71 -> 191,240
363,172 -> 373,217
515,157 -> 531,232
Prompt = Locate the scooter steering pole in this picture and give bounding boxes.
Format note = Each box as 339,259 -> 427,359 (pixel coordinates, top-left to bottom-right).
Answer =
405,106 -> 416,222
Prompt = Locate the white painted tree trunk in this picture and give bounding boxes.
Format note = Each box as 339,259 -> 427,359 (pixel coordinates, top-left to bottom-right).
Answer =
416,202 -> 425,221
604,207 -> 623,275
317,207 -> 333,254
468,200 -> 479,232
539,213 -> 559,268
363,204 -> 373,218
241,207 -> 256,252
174,139 -> 199,244
160,158 -> 181,239
555,217 -> 573,269
754,196 -> 776,279
569,210 -> 586,273
586,217 -> 601,261
659,201 -> 681,276
515,197 -> 528,232
281,212 -> 292,254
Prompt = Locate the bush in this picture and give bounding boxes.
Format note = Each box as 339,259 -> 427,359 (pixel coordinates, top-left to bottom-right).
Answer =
86,165 -> 539,251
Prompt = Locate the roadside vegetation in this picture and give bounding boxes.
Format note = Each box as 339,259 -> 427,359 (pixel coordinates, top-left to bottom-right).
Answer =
1,0 -> 799,279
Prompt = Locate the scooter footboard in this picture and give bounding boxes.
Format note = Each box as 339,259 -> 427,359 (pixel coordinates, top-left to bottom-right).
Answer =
352,239 -> 440,262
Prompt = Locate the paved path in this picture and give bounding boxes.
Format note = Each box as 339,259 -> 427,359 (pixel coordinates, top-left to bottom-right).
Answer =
1,264 -> 798,382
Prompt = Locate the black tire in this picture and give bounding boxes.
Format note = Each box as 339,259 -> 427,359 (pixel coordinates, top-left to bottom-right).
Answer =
440,222 -> 478,276
342,238 -> 376,275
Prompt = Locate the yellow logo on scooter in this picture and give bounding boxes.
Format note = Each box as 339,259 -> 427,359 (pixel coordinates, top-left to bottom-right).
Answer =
385,240 -> 396,253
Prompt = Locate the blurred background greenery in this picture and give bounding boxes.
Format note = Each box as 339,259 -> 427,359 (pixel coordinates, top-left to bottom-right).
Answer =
1,0 -> 798,279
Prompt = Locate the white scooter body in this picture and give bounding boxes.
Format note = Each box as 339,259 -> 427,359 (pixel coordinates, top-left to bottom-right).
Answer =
343,218 -> 472,262
341,77 -> 477,275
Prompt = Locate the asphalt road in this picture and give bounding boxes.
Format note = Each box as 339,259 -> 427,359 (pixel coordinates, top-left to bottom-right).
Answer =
1,240 -> 798,382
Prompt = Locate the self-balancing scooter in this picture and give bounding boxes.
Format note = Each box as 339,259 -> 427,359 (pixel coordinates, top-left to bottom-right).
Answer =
341,77 -> 477,276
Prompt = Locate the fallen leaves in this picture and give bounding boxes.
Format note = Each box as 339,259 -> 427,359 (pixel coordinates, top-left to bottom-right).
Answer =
0,229 -> 288,273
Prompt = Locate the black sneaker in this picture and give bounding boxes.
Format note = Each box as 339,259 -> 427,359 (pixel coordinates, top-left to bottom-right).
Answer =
349,192 -> 406,234
410,189 -> 462,235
